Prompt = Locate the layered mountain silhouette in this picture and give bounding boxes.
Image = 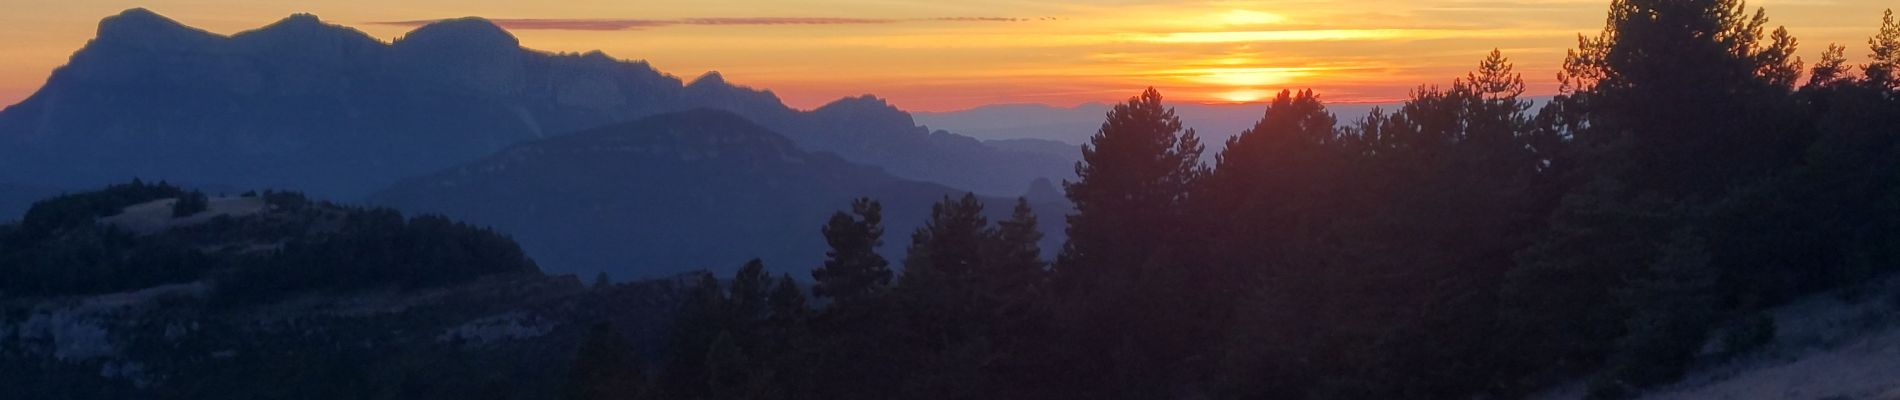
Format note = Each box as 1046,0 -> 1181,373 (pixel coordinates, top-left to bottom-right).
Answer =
914,101 -> 1396,157
373,109 -> 1064,278
0,9 -> 1071,213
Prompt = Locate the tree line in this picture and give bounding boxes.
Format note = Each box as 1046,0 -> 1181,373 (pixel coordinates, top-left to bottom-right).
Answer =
0,182 -> 540,300
571,1 -> 1900,398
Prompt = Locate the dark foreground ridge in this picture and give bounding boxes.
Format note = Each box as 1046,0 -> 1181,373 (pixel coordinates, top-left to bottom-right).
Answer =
0,181 -> 691,399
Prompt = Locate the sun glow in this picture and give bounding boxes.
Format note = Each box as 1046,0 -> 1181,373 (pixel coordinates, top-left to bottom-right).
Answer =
1221,9 -> 1287,26
1135,29 -> 1415,43
1178,67 -> 1309,86
1217,89 -> 1271,102
1155,65 -> 1316,103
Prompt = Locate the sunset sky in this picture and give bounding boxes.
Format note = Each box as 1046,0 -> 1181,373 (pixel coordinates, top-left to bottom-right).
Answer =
0,0 -> 1891,111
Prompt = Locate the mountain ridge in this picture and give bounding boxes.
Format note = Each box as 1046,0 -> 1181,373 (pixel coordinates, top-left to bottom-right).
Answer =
0,9 -> 1072,215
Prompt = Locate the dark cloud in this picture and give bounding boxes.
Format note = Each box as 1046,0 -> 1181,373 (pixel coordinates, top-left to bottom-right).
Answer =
675,17 -> 896,26
474,19 -> 674,30
928,17 -> 1025,22
372,16 -> 1030,31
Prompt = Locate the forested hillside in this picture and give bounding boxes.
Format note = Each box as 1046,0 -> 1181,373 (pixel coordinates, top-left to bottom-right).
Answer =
558,2 -> 1900,399
0,181 -> 693,400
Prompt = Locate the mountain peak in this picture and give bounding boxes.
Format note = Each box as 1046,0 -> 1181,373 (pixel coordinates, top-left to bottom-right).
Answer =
104,7 -> 171,26
815,95 -> 906,118
95,8 -> 218,48
688,71 -> 727,87
396,17 -> 519,50
818,94 -> 894,111
267,13 -> 325,29
237,12 -> 368,41
229,12 -> 383,63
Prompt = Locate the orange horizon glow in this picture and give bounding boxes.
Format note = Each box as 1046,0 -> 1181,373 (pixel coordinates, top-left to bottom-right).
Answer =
0,1 -> 1892,112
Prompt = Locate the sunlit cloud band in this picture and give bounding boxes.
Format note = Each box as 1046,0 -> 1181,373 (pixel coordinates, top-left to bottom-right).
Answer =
371,16 -> 1038,31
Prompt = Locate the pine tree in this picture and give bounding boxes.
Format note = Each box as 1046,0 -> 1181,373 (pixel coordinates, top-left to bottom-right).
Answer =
1868,9 -> 1900,90
1202,88 -> 1344,289
811,198 -> 891,305
1211,89 -> 1333,189
1808,44 -> 1851,88
768,273 -> 810,321
1467,48 -> 1527,102
1558,0 -> 1806,194
731,259 -> 773,322
564,322 -> 646,400
1056,87 -> 1203,292
659,272 -> 727,398
1760,27 -> 1805,89
1052,87 -> 1206,399
1201,88 -> 1340,297
762,273 -> 813,399
983,197 -> 1046,302
1461,49 -> 1540,162
1293,50 -> 1553,397
804,198 -> 911,399
1560,0 -> 1798,94
900,193 -> 990,291
974,197 -> 1051,395
897,193 -> 995,357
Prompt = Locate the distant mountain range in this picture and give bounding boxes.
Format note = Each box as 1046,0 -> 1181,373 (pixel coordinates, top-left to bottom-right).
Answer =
0,9 -> 1071,213
373,109 -> 1066,278
915,102 -> 1388,156
916,97 -> 1556,151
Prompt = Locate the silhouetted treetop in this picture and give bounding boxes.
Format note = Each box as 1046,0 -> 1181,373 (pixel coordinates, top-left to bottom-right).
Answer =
1561,0 -> 1801,94
812,198 -> 891,304
1869,9 -> 1900,90
1467,48 -> 1528,102
1809,43 -> 1852,88
1057,87 -> 1203,292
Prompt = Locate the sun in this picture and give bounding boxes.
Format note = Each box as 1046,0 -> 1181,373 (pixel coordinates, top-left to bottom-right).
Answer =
1159,65 -> 1313,103
1217,89 -> 1270,102
1192,67 -> 1302,87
